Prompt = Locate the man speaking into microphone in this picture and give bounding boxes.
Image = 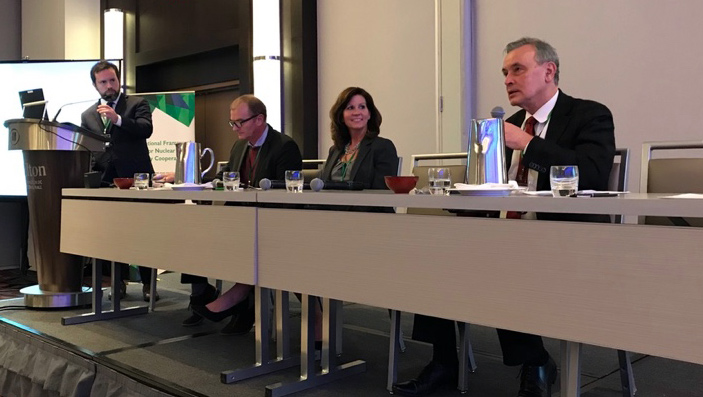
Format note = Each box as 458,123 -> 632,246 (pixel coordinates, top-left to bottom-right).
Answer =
80,60 -> 153,186
80,60 -> 158,301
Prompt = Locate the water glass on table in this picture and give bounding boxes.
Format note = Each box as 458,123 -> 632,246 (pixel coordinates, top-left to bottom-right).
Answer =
285,170 -> 304,193
550,165 -> 579,197
223,171 -> 240,191
428,167 -> 451,195
134,173 -> 149,190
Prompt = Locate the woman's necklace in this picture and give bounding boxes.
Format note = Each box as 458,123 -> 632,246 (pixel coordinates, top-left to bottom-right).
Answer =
344,141 -> 361,155
339,141 -> 361,180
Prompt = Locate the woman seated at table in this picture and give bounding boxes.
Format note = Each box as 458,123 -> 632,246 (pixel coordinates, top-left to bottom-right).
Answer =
193,87 -> 398,336
319,86 -> 399,190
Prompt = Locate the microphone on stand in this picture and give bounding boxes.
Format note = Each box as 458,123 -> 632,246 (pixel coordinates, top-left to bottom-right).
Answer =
52,98 -> 100,123
490,106 -> 505,119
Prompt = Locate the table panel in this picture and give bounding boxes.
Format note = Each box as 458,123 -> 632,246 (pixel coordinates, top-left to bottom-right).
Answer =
63,187 -> 258,203
256,190 -> 703,217
60,199 -> 255,283
258,207 -> 703,365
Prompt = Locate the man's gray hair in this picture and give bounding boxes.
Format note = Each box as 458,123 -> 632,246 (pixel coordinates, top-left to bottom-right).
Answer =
505,37 -> 560,85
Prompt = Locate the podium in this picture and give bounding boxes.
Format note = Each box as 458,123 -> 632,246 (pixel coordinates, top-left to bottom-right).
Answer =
4,119 -> 108,308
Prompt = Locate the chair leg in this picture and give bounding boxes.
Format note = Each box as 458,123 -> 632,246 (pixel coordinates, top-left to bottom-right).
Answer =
617,350 -> 636,397
387,309 -> 402,392
335,299 -> 343,355
458,322 -> 477,393
215,279 -> 223,295
386,309 -> 407,353
148,268 -> 157,312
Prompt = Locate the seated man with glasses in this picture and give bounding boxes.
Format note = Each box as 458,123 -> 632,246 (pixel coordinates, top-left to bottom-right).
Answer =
181,94 -> 303,334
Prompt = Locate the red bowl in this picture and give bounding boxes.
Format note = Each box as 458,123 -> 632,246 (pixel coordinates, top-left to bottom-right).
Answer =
113,178 -> 134,189
384,176 -> 419,194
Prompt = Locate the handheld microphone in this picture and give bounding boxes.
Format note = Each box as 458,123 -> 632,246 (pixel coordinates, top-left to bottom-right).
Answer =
259,178 -> 272,190
310,178 -> 324,192
52,99 -> 100,123
490,106 -> 505,119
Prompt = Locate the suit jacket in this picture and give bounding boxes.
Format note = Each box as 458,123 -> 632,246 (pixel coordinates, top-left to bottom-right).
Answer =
506,90 -> 615,222
81,95 -> 154,182
320,136 -> 398,189
221,124 -> 302,186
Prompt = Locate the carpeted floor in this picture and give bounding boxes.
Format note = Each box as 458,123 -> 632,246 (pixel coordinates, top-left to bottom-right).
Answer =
0,268 -> 35,299
1,272 -> 702,396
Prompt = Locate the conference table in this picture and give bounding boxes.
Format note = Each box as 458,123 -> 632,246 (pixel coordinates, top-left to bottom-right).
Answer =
60,188 -> 703,396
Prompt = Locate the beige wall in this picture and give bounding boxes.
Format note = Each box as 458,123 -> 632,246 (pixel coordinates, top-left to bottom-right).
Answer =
0,0 -> 21,60
22,0 -> 99,59
474,0 -> 703,190
65,0 -> 100,59
320,0 -> 703,188
317,0 -> 440,174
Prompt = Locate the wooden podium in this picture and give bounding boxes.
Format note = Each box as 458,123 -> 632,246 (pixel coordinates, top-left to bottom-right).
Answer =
4,118 -> 108,308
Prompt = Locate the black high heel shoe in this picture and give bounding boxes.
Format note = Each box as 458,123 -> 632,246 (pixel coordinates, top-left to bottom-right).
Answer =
191,303 -> 241,323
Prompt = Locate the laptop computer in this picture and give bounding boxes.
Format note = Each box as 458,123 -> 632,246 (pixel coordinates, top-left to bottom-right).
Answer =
19,88 -> 47,119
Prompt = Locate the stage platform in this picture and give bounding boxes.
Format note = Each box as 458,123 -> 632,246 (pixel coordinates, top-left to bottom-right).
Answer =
0,272 -> 701,396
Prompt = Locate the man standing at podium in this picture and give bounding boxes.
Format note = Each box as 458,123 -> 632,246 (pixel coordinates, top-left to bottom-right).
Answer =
81,61 -> 154,185
80,60 -> 158,301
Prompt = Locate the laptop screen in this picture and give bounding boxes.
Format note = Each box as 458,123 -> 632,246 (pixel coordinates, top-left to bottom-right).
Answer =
19,88 -> 46,119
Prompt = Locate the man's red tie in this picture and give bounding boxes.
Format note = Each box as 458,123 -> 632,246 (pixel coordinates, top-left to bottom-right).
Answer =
514,116 -> 537,187
243,145 -> 260,187
507,116 -> 537,219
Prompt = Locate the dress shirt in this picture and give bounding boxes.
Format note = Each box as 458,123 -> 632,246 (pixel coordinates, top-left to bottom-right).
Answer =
507,90 -> 559,192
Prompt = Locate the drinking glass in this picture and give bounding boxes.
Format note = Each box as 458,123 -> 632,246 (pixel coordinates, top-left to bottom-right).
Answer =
428,167 -> 451,195
550,165 -> 579,197
134,173 -> 149,190
223,171 -> 241,191
285,170 -> 304,193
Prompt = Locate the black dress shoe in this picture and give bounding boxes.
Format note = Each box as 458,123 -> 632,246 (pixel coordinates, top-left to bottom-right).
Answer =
108,280 -> 127,300
221,304 -> 255,335
182,313 -> 203,327
182,284 -> 219,327
142,284 -> 160,302
392,361 -> 458,397
190,284 -> 219,306
192,303 -> 241,323
518,356 -> 557,397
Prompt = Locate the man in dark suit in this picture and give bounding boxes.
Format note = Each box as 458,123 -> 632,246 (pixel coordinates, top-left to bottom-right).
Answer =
81,61 -> 154,185
393,38 -> 615,397
80,60 -> 158,301
182,94 -> 303,333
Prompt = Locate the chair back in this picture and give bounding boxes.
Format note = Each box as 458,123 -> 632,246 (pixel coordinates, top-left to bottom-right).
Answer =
408,152 -> 467,216
609,148 -> 630,224
302,159 -> 325,183
411,152 -> 467,189
641,141 -> 703,226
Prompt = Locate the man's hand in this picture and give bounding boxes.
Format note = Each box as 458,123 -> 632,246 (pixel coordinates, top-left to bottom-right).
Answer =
97,104 -> 118,124
152,172 -> 175,183
504,122 -> 534,151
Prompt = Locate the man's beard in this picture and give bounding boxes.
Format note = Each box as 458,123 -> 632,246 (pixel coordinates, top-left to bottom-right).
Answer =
101,89 -> 118,102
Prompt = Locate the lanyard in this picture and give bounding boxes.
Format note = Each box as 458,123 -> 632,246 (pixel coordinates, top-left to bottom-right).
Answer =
339,150 -> 357,181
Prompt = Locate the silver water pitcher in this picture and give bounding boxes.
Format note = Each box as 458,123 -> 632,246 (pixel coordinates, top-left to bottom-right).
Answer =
466,112 -> 508,185
174,141 -> 215,184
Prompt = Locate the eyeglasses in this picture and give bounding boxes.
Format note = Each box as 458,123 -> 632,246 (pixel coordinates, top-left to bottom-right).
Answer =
228,114 -> 260,128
